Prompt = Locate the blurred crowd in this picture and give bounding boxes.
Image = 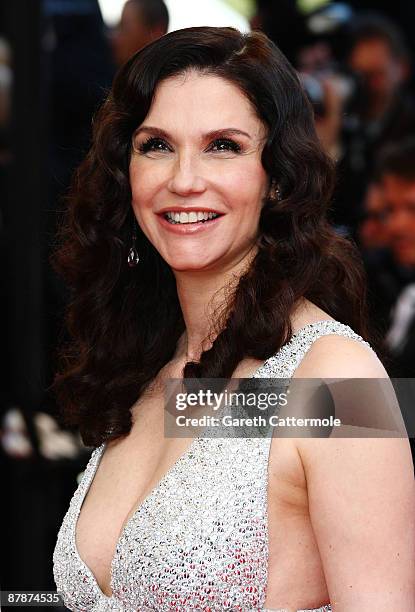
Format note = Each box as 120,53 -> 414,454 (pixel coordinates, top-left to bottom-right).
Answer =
2,0 -> 415,593
255,0 -> 415,378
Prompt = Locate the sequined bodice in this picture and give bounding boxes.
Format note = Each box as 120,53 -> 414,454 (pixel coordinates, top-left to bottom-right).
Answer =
53,320 -> 370,611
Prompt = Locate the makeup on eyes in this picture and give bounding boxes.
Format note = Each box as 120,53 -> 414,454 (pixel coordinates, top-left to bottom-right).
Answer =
131,125 -> 253,154
135,136 -> 243,155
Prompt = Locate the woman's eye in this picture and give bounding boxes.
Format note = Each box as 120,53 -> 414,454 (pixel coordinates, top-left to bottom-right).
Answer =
134,136 -> 242,155
208,139 -> 242,153
136,137 -> 171,154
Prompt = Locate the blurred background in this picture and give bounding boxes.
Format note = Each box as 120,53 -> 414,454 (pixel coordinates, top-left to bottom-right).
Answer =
2,0 -> 415,606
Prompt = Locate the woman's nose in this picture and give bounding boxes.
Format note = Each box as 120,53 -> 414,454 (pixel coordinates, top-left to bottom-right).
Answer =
167,152 -> 207,196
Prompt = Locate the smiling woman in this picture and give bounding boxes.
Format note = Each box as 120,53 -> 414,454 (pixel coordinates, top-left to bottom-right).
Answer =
51,26 -> 414,612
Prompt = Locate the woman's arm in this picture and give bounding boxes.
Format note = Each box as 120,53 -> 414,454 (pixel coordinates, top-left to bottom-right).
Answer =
295,336 -> 415,611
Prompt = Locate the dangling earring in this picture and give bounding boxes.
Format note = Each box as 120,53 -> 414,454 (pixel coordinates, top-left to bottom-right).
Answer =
127,219 -> 140,267
269,179 -> 282,202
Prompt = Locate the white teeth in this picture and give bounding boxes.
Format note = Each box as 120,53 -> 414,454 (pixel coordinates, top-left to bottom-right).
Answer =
164,211 -> 220,224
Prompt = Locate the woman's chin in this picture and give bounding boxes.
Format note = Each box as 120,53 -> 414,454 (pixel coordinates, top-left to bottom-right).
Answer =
167,257 -> 221,273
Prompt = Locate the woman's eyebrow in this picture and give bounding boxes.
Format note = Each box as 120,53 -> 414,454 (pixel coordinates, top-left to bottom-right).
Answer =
203,128 -> 253,140
134,126 -> 253,140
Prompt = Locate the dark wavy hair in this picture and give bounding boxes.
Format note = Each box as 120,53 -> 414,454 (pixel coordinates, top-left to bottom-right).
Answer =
51,26 -> 370,447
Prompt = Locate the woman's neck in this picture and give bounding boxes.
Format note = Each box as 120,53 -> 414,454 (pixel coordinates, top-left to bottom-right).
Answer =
173,248 -> 256,361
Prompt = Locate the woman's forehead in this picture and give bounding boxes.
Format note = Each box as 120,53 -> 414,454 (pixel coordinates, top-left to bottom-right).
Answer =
143,72 -> 266,136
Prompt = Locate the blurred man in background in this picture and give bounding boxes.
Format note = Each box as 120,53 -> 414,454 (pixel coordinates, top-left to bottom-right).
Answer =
334,13 -> 415,234
363,139 -> 415,377
250,0 -> 309,66
349,16 -> 409,107
359,183 -> 390,251
112,0 -> 169,66
372,139 -> 415,461
358,180 -> 395,337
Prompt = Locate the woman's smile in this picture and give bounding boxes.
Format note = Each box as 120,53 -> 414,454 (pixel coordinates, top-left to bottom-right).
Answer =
156,207 -> 225,234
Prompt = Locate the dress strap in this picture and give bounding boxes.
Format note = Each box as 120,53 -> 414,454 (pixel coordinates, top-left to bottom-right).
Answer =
253,319 -> 371,380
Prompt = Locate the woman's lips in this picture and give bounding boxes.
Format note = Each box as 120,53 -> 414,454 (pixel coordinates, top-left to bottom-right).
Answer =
156,213 -> 225,234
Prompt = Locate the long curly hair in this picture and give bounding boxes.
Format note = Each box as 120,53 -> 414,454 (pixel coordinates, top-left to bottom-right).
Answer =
51,26 -> 370,447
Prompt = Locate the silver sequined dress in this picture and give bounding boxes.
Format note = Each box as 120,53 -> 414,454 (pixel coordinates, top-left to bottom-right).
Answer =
53,320 -> 371,611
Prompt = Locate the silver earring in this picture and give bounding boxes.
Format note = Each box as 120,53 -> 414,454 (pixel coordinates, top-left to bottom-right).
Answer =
127,220 -> 140,267
269,180 -> 282,202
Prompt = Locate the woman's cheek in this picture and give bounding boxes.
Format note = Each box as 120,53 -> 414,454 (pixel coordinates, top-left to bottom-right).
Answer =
131,166 -> 166,205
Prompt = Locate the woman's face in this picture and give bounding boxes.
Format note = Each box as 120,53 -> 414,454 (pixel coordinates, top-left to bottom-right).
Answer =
129,72 -> 269,272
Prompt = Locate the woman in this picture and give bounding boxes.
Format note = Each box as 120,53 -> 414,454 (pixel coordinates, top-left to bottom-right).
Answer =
52,27 -> 415,611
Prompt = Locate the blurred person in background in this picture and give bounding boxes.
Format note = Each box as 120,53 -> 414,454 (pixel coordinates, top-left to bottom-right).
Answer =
362,139 -> 415,377
348,0 -> 415,74
111,0 -> 169,67
250,0 -> 309,66
359,182 -> 390,251
358,181 -> 398,338
380,142 -> 415,378
333,13 -> 415,234
369,138 -> 415,465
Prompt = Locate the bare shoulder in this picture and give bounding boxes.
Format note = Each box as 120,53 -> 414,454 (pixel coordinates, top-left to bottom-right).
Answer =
290,300 -> 386,378
294,329 -> 388,378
